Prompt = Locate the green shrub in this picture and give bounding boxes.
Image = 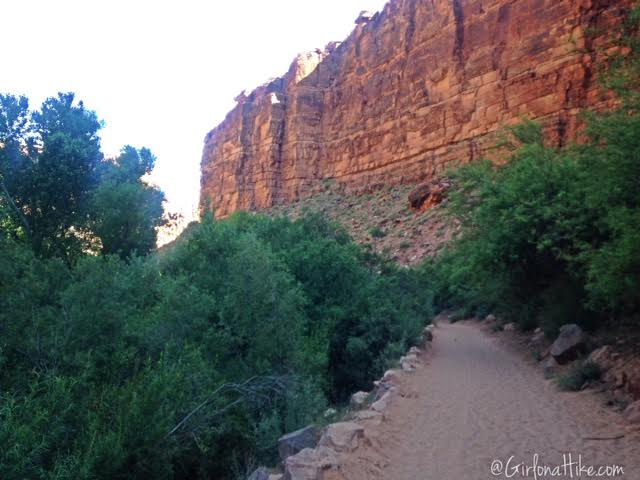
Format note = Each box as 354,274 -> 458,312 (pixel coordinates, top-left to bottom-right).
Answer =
369,226 -> 386,238
429,15 -> 640,325
0,212 -> 434,479
556,361 -> 602,391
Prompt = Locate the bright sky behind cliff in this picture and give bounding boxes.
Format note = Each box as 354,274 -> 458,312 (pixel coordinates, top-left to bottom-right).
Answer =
1,0 -> 389,223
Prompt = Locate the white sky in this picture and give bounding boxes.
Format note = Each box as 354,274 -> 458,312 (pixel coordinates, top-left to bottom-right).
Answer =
1,0 -> 389,221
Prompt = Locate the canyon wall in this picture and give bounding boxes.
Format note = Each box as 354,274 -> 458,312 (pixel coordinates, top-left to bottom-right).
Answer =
200,0 -> 630,217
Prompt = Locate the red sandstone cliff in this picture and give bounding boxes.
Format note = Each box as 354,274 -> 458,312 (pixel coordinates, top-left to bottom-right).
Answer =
200,0 -> 630,217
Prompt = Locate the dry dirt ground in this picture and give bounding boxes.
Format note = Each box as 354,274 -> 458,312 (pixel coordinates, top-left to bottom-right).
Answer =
333,320 -> 640,480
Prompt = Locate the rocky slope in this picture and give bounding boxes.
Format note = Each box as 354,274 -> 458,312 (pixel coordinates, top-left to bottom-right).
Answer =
201,0 -> 631,217
266,183 -> 456,265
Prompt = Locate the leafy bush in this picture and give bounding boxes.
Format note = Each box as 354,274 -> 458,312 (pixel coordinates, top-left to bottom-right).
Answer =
0,212 -> 433,479
556,361 -> 602,391
429,12 -> 640,326
369,226 -> 386,238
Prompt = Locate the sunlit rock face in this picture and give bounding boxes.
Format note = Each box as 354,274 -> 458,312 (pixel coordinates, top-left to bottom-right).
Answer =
200,0 -> 630,218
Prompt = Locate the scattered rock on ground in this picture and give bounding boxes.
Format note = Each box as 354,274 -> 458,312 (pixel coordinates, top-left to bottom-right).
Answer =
319,422 -> 366,453
408,180 -> 450,211
401,361 -> 416,372
423,326 -> 434,341
550,324 -> 585,364
544,356 -> 559,375
278,426 -> 318,462
350,391 -> 369,409
589,345 -> 614,368
588,345 -> 640,400
402,353 -> 419,364
531,330 -> 545,343
623,400 -> 640,424
371,390 -> 394,412
283,447 -> 337,480
382,369 -> 401,385
353,409 -> 384,423
503,323 -> 516,332
485,314 -> 496,322
408,184 -> 432,210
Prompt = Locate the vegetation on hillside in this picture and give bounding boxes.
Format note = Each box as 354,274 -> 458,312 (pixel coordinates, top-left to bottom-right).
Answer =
0,97 -> 432,479
1,8 -> 639,480
427,9 -> 640,334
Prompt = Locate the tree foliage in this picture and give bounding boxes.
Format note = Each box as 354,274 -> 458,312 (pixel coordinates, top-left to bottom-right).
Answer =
0,93 -> 165,261
429,9 -> 640,330
0,212 -> 432,479
90,146 -> 166,257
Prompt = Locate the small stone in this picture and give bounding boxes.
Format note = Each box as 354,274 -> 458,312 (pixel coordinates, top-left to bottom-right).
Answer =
382,369 -> 401,385
531,331 -> 545,343
550,324 -> 586,364
350,391 -> 369,409
503,323 -> 516,332
544,356 -> 559,375
278,425 -> 318,462
371,390 -> 394,412
353,410 -> 383,422
319,422 -> 365,453
588,346 -> 613,370
283,447 -> 337,480
401,361 -> 416,372
623,401 -> 640,424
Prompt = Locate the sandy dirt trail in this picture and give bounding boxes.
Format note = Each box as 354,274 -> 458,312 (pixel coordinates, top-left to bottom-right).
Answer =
341,320 -> 640,480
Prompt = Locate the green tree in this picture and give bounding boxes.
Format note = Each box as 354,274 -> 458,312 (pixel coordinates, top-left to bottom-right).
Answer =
90,146 -> 166,258
0,94 -> 33,238
0,92 -> 103,260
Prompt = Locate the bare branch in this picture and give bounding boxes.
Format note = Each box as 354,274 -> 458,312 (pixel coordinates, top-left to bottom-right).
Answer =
165,374 -> 295,439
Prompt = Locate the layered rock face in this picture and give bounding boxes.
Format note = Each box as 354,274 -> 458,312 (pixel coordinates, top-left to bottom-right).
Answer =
201,0 -> 630,217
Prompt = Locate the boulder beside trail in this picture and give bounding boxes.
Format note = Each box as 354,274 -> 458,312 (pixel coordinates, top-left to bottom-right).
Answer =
283,447 -> 337,480
319,422 -> 366,453
423,325 -> 434,341
371,390 -> 394,412
278,426 -> 318,462
350,391 -> 369,409
623,401 -> 640,424
588,345 -> 640,400
544,356 -> 559,375
550,324 -> 585,364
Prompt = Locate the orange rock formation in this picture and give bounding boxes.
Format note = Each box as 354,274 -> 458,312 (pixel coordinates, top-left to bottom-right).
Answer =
200,0 -> 630,217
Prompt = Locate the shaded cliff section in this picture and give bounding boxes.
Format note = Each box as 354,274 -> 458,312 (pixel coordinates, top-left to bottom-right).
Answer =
200,0 -> 631,218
